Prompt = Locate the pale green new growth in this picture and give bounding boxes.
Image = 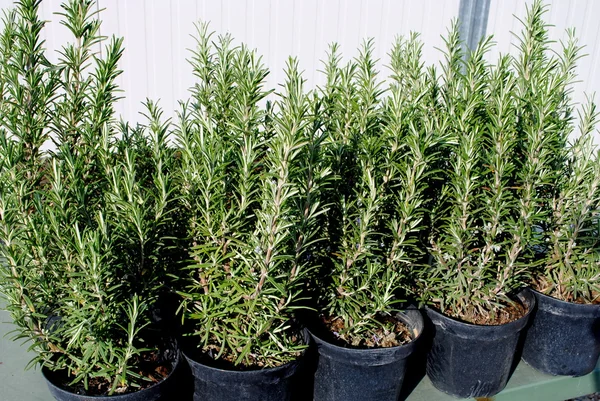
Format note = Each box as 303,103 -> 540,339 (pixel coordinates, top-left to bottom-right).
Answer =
318,36 -> 442,344
0,0 -> 176,394
176,24 -> 329,367
424,0 -> 590,321
1,1 -> 596,385
541,99 -> 600,302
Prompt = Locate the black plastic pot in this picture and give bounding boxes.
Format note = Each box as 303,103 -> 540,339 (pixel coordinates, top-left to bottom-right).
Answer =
521,288 -> 600,376
43,349 -> 183,401
184,352 -> 302,401
425,289 -> 535,398
309,309 -> 423,401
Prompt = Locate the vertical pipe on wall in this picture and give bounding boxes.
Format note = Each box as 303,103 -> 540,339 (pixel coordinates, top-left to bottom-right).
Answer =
458,0 -> 491,52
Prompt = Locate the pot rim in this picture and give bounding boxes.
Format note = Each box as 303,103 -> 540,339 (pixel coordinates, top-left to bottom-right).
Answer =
42,349 -> 181,400
182,328 -> 308,378
528,287 -> 600,317
424,288 -> 535,337
529,286 -> 600,308
182,350 -> 301,377
308,308 -> 424,355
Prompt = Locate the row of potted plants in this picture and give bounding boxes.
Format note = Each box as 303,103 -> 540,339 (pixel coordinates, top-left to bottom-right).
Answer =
0,0 -> 598,400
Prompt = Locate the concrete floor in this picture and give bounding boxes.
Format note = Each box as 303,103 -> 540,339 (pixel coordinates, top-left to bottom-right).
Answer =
0,308 -> 51,401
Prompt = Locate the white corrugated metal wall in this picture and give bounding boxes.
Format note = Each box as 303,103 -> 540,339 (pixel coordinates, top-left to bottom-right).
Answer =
0,0 -> 598,129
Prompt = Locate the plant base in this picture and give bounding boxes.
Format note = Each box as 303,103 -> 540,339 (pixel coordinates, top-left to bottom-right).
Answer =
43,349 -> 182,401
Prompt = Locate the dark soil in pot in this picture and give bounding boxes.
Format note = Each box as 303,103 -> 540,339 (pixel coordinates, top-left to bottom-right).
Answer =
521,288 -> 600,376
425,288 -> 535,398
183,350 -> 303,401
307,309 -> 424,401
43,341 -> 184,401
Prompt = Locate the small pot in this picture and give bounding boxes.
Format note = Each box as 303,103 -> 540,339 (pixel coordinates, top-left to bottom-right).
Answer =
43,349 -> 183,401
309,309 -> 424,401
425,289 -> 535,398
521,288 -> 600,376
184,352 -> 302,401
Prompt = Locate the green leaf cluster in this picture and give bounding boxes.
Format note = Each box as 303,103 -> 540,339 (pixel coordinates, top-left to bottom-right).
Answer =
176,24 -> 330,368
317,0 -> 599,329
0,0 -> 177,394
316,36 -> 442,343
422,1 -> 586,321
1,0 -> 598,381
540,100 -> 600,302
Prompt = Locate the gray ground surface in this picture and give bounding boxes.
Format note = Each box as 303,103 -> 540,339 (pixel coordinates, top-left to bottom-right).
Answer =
570,394 -> 600,401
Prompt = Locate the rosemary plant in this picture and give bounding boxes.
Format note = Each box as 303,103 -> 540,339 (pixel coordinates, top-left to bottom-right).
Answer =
0,1 -> 177,394
423,0 -> 583,323
538,100 -> 600,303
317,37 -> 442,346
176,25 -> 328,368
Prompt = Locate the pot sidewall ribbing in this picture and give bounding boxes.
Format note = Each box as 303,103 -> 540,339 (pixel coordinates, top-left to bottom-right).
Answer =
310,309 -> 424,401
521,288 -> 600,376
43,350 -> 182,401
425,289 -> 535,398
184,352 -> 301,401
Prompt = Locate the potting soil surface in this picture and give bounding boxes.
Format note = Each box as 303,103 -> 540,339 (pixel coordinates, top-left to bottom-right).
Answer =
0,307 -> 598,401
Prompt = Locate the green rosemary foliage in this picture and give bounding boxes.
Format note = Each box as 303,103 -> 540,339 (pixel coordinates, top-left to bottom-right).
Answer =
0,0 -> 59,177
318,36 -> 442,345
425,30 -> 503,321
423,1 -> 586,322
540,99 -> 600,302
0,1 -> 176,394
177,26 -> 328,367
512,1 -> 582,267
